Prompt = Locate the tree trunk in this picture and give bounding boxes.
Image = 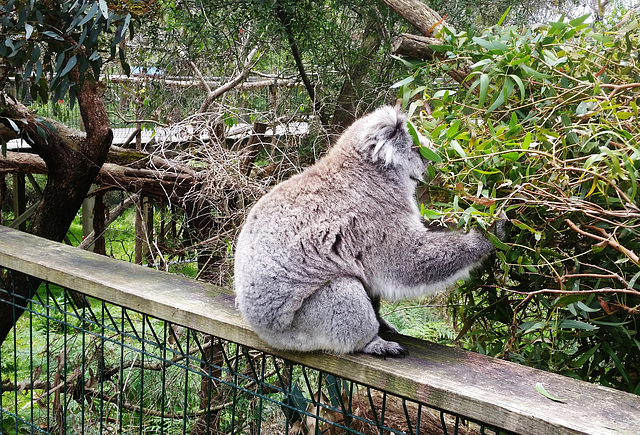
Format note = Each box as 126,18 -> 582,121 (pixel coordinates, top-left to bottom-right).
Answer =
381,0 -> 452,36
93,190 -> 107,256
240,121 -> 268,176
191,336 -> 224,435
25,80 -> 113,243
331,12 -> 383,132
383,2 -> 471,87
0,173 -> 6,226
135,194 -> 145,265
274,1 -> 328,125
0,76 -> 113,345
12,174 -> 26,231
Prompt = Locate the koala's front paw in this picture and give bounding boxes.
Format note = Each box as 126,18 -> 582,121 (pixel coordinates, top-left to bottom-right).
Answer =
491,211 -> 509,242
362,336 -> 409,357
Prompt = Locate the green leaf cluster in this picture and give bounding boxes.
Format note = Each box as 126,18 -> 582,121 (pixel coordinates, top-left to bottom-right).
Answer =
398,14 -> 640,393
1,0 -> 138,106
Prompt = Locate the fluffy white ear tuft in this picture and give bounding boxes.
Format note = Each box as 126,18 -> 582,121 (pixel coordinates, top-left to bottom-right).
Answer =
360,106 -> 410,167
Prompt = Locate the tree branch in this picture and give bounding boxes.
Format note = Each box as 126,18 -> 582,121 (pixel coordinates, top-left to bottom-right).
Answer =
381,0 -> 453,36
391,33 -> 442,60
0,151 -> 198,199
565,219 -> 639,265
198,48 -> 260,113
274,2 -> 326,124
382,1 -> 471,86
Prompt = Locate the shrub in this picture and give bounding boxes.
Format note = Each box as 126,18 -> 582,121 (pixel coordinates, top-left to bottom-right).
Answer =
400,13 -> 640,393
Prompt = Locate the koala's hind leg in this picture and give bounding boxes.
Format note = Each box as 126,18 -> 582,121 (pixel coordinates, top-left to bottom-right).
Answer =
260,277 -> 407,357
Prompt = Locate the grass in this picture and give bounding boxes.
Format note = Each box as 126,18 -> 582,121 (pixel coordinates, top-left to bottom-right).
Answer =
0,280 -> 206,434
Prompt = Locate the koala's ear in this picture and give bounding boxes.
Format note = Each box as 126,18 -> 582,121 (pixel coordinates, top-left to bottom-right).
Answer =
359,106 -> 410,167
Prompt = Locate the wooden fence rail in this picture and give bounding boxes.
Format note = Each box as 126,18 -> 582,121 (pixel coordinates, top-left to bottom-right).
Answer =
1,225 -> 639,434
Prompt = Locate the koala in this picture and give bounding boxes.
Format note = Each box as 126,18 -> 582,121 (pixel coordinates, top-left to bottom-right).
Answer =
234,106 -> 502,357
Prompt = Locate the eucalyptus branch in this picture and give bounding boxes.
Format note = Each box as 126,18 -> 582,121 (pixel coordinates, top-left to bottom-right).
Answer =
565,219 -> 640,265
556,273 -> 629,288
448,148 -> 637,209
507,286 -> 640,321
532,56 -> 591,86
599,82 -> 640,99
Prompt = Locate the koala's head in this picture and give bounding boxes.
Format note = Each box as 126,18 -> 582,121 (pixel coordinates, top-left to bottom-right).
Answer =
349,106 -> 431,183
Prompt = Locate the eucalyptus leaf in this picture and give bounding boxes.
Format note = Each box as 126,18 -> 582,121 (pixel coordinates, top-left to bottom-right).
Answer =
558,319 -> 598,331
479,73 -> 489,106
391,75 -> 415,89
25,23 -> 33,39
419,146 -> 442,163
59,55 -> 78,78
42,30 -> 64,41
535,383 -> 566,403
77,2 -> 99,28
98,0 -> 109,19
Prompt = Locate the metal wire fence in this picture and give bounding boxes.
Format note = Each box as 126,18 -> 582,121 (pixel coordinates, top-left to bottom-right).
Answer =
0,268 -> 507,435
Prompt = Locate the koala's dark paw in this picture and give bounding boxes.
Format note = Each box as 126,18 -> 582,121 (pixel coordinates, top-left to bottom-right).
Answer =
491,211 -> 509,242
378,318 -> 399,334
362,336 -> 409,358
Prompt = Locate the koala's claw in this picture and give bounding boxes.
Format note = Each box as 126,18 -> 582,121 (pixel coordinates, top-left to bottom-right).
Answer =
362,336 -> 409,358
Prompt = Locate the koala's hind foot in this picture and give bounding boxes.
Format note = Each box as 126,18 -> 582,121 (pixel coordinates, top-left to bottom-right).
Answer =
362,336 -> 408,357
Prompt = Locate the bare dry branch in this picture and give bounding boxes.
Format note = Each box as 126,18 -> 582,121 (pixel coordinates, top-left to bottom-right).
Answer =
198,48 -> 261,113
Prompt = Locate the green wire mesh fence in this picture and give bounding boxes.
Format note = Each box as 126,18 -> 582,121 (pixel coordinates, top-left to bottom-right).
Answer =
1,268 -> 507,434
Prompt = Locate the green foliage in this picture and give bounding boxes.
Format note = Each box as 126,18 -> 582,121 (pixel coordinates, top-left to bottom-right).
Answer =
428,0 -> 586,30
0,0 -> 137,105
383,300 -> 457,343
399,15 -> 640,393
153,0 -> 405,120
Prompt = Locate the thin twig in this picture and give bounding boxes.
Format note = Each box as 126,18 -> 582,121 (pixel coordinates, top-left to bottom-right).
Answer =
599,82 -> 640,99
565,219 -> 639,265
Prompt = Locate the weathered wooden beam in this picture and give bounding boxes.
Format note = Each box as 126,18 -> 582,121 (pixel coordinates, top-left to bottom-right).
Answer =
0,225 -> 639,435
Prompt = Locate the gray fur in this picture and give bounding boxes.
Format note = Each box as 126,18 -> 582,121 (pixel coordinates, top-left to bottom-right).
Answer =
234,106 -> 500,356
